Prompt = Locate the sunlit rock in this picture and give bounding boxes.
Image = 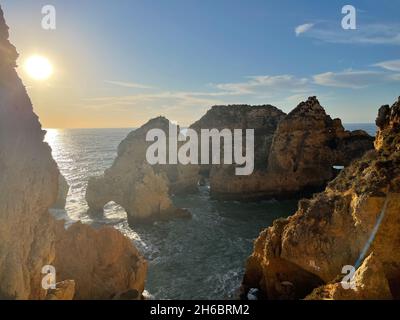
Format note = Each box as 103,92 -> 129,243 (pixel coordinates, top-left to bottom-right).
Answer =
241,96 -> 400,300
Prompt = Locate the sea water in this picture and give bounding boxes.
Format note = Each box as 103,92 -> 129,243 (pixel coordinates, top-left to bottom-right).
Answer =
45,123 -> 376,299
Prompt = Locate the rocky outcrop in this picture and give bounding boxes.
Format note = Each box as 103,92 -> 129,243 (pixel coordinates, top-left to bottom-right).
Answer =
45,280 -> 76,300
54,221 -> 147,300
241,97 -> 400,300
190,104 -> 286,174
0,6 -> 147,300
306,253 -> 392,300
52,174 -> 69,209
86,116 -> 196,225
209,97 -> 374,200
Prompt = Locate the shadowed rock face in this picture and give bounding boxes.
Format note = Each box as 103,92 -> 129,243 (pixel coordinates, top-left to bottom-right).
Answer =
86,116 -> 197,225
190,104 -> 287,173
0,6 -> 147,300
208,97 -> 374,200
0,7 -> 59,299
53,221 -> 147,300
241,97 -> 400,300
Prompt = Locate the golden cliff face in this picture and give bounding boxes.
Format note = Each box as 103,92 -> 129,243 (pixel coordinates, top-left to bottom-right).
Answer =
53,221 -> 147,300
85,116 -> 197,225
0,6 -> 59,299
0,6 -> 147,300
242,97 -> 400,300
206,97 -> 374,201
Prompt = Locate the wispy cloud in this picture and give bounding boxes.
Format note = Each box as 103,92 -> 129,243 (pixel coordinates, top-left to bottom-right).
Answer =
313,69 -> 394,88
295,23 -> 314,36
214,75 -> 309,95
105,80 -> 153,89
82,90 -> 225,125
300,22 -> 400,45
82,63 -> 399,125
81,75 -> 313,124
373,59 -> 400,71
390,74 -> 400,81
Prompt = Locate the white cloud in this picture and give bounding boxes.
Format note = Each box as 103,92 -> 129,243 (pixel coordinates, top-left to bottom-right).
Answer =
300,23 -> 400,45
295,23 -> 314,36
313,70 -> 390,88
390,74 -> 400,81
214,75 -> 309,95
105,80 -> 153,89
83,65 -> 399,125
373,59 -> 400,71
82,75 -> 314,124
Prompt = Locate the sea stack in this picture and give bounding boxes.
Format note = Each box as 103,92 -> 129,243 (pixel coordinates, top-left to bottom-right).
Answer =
190,104 -> 286,175
207,97 -> 374,200
86,116 -> 198,225
241,96 -> 400,300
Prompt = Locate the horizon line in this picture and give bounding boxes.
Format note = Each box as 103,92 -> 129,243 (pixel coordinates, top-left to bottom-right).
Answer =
44,122 -> 377,130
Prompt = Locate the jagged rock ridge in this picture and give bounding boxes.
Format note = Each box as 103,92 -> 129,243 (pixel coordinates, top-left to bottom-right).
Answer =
241,97 -> 400,300
207,97 -> 374,200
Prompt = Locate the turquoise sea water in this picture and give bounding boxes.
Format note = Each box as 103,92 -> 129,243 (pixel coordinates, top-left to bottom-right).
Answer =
45,123 -> 376,299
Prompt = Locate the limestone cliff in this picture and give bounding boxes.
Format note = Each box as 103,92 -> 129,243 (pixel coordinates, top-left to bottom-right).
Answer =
86,116 -> 196,225
0,7 -> 59,299
306,253 -> 392,300
209,97 -> 373,200
54,221 -> 147,300
241,97 -> 400,300
190,104 -> 286,173
0,6 -> 147,300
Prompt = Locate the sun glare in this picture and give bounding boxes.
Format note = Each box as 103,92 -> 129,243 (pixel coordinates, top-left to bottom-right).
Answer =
24,55 -> 53,80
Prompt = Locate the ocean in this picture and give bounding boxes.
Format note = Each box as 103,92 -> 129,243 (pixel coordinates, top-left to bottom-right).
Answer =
45,123 -> 377,299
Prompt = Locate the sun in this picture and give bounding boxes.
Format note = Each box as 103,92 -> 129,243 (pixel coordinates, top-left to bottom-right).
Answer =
24,55 -> 53,80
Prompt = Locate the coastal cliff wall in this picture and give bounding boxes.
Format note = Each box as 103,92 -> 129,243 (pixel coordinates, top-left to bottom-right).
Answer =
242,97 -> 400,300
204,97 -> 374,200
0,7 -> 59,299
0,6 -> 147,300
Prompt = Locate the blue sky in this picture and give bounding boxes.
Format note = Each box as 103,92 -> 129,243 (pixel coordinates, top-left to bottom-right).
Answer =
2,0 -> 400,127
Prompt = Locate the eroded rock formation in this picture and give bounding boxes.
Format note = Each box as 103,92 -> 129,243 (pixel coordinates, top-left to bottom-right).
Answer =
208,97 -> 374,200
190,104 -> 286,174
45,280 -> 76,300
241,97 -> 400,300
54,221 -> 147,300
306,253 -> 392,300
0,6 -> 147,300
86,116 -> 197,225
